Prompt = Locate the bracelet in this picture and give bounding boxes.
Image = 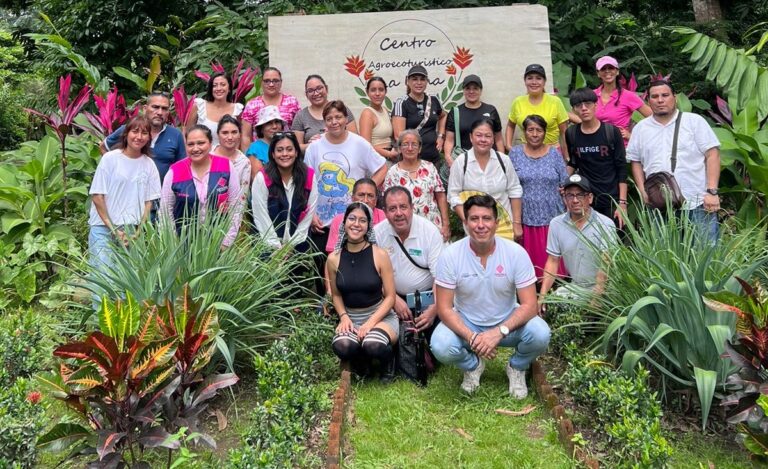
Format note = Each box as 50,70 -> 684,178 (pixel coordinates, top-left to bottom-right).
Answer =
339,312 -> 348,319
469,332 -> 478,346
513,221 -> 522,225
618,200 -> 627,204
437,133 -> 445,138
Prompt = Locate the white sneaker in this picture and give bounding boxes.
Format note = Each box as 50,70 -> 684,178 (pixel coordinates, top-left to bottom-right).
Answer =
461,359 -> 485,393
506,364 -> 528,399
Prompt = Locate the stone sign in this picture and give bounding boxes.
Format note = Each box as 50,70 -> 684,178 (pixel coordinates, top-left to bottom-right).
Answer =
269,5 -> 553,120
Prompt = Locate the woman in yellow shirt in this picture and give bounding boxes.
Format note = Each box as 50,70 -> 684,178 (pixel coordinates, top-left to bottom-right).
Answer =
504,64 -> 569,161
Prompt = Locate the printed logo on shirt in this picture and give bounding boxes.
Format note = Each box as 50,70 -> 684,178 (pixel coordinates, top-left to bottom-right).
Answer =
482,113 -> 491,118
495,264 -> 505,277
577,145 -> 611,158
408,248 -> 423,257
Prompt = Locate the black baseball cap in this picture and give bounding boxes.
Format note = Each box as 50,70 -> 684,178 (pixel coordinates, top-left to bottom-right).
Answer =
524,64 -> 546,79
462,74 -> 483,88
562,174 -> 592,193
407,65 -> 428,78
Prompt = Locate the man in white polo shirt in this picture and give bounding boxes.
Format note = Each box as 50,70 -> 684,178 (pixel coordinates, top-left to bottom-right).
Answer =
431,194 -> 550,398
375,186 -> 444,336
627,79 -> 721,241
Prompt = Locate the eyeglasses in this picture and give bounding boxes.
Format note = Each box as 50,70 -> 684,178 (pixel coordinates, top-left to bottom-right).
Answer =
305,86 -> 325,95
563,193 -> 588,200
273,131 -> 294,139
346,215 -> 369,225
263,79 -> 282,85
399,143 -> 420,148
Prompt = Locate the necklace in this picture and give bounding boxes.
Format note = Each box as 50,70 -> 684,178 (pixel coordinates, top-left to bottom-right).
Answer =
346,241 -> 369,266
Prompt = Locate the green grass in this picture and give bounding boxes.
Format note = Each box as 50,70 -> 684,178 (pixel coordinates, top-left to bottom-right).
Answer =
669,431 -> 758,469
346,351 -> 573,469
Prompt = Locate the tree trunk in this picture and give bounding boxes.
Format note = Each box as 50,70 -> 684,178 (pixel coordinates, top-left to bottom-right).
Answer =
692,0 -> 723,23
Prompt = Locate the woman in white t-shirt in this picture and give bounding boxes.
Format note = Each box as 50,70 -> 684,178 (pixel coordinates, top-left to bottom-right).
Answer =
88,116 -> 161,304
186,72 -> 244,147
303,100 -> 387,294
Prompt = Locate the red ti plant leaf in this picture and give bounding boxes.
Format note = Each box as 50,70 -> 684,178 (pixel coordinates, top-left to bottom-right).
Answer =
191,373 -> 239,408
171,86 -> 197,128
195,70 -> 211,82
96,430 -> 126,461
79,86 -> 128,140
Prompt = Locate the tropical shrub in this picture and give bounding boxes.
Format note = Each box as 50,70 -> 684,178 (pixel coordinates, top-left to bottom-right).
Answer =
0,132 -> 97,309
0,83 -> 28,150
38,291 -> 238,467
705,278 -> 768,461
561,205 -> 768,429
77,213 -> 319,367
228,317 -> 335,468
0,309 -> 52,388
0,377 -> 48,469
559,347 -> 673,468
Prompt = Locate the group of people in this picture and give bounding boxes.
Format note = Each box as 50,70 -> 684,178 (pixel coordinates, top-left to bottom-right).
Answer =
88,54 -> 721,397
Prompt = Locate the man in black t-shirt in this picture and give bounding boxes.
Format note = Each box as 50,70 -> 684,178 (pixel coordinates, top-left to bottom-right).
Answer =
565,88 -> 627,227
444,75 -> 504,162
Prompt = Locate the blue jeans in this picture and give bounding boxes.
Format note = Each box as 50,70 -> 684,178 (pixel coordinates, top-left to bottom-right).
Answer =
430,312 -> 550,372
684,205 -> 718,245
88,225 -> 114,309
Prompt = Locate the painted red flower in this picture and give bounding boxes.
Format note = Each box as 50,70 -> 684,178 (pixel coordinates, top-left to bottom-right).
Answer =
413,186 -> 423,198
445,64 -> 457,76
453,47 -> 473,70
27,391 -> 42,404
364,69 -> 375,81
344,56 -> 366,77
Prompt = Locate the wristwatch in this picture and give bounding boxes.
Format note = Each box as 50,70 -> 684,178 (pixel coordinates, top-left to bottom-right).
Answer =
706,188 -> 719,195
498,325 -> 510,337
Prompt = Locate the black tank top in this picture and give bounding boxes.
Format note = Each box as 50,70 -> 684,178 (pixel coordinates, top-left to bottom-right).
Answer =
336,244 -> 383,309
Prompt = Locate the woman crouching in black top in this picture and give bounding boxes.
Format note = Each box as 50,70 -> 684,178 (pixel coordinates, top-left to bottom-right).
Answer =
327,202 -> 398,382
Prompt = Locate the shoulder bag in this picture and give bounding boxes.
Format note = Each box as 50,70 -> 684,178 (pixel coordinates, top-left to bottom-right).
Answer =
644,112 -> 685,210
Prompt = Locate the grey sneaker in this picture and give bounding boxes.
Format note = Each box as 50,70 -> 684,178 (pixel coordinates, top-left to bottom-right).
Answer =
461,359 -> 485,393
506,364 -> 528,399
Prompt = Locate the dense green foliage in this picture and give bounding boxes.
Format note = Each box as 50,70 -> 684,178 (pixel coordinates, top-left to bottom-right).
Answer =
229,317 -> 335,468
78,213 -> 319,368
559,347 -> 673,468
0,309 -> 52,468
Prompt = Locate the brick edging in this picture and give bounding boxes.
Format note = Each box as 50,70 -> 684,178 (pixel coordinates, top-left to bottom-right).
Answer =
531,360 -> 600,468
325,367 -> 352,468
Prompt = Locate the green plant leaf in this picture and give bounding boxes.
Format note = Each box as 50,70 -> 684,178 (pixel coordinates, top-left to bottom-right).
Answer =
37,423 -> 91,452
13,268 -> 36,303
694,367 -> 717,430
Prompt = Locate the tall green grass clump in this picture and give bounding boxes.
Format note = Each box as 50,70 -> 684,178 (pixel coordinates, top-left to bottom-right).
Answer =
75,213 -> 319,368
548,205 -> 768,429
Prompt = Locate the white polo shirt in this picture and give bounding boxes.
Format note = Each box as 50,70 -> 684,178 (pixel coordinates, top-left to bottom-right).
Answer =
375,214 -> 443,295
626,110 -> 720,210
435,236 -> 536,326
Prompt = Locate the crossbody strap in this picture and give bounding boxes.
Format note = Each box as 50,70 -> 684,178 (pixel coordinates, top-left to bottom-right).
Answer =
394,236 -> 429,270
415,96 -> 433,133
453,106 -> 461,149
671,112 -> 683,172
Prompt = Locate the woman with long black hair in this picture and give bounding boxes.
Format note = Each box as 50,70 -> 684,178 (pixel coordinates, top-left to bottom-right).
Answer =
593,56 -> 651,146
251,131 -> 318,250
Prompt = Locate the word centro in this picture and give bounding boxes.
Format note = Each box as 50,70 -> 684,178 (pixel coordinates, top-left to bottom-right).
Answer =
379,36 -> 438,51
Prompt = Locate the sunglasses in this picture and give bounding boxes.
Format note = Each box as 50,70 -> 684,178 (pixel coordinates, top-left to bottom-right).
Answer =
273,131 -> 295,140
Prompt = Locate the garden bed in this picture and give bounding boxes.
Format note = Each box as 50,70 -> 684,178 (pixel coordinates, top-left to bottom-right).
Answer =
537,353 -> 758,468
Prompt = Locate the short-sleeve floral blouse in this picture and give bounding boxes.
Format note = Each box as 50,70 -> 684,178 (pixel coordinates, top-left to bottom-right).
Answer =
383,160 -> 445,228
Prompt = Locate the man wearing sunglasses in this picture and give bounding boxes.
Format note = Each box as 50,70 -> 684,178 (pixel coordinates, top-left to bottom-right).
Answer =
539,174 -> 617,307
